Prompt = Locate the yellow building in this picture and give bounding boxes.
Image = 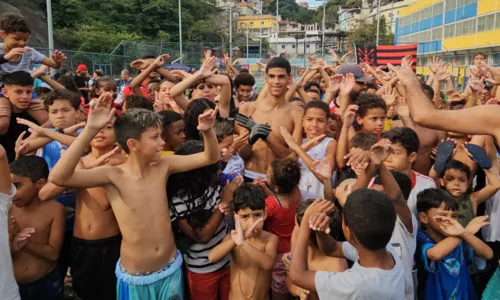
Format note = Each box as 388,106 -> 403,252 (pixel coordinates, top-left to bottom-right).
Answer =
395,0 -> 500,75
237,15 -> 277,38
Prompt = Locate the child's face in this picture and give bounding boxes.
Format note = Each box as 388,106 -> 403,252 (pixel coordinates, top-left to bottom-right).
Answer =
325,118 -> 337,138
91,118 -> 116,149
237,208 -> 266,232
419,203 -> 459,236
474,55 -> 486,67
365,88 -> 377,95
130,127 -> 165,161
147,83 -> 160,101
163,120 -> 186,150
47,99 -> 79,129
383,143 -> 415,173
218,135 -> 234,158
266,68 -> 290,97
10,174 -> 41,207
193,82 -> 217,100
1,84 -> 32,111
303,108 -> 328,138
306,91 -> 321,101
440,169 -> 468,198
98,81 -> 118,101
356,108 -> 386,136
236,85 -> 252,103
0,31 -> 30,51
160,81 -> 175,100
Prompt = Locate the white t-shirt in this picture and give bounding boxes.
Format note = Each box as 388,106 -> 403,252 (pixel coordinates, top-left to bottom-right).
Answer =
390,214 -> 418,300
368,171 -> 435,217
223,154 -> 244,176
0,185 -> 20,300
315,242 -> 405,300
483,188 -> 500,242
407,171 -> 436,216
298,137 -> 334,200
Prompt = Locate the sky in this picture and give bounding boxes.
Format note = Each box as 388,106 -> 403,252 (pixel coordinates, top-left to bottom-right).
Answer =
298,0 -> 325,8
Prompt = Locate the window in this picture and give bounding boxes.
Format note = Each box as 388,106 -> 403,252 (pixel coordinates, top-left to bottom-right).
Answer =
432,27 -> 443,40
292,45 -> 296,49
464,19 -> 475,35
444,24 -> 455,38
282,45 -> 286,49
455,21 -> 463,35
477,15 -> 486,31
434,2 -> 444,15
457,0 -> 464,7
485,14 -> 495,31
496,12 -> 500,29
446,0 -> 456,11
306,45 -> 310,48
411,12 -> 419,24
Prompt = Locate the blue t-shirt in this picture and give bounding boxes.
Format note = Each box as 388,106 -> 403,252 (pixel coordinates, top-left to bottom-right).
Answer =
40,128 -> 83,231
416,229 -> 481,300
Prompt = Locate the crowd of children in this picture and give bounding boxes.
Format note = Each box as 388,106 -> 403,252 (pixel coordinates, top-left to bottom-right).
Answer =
2,10 -> 500,300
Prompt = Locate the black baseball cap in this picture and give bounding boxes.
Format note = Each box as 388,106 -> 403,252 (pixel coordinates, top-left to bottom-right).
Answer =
335,64 -> 373,83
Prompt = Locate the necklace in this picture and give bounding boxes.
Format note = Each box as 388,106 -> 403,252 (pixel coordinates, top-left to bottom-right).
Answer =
238,242 -> 263,299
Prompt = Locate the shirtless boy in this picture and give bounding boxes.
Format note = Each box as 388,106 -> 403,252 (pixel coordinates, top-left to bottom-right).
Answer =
9,156 -> 65,300
49,93 -> 220,299
236,57 -> 303,182
69,116 -> 126,300
208,183 -> 279,300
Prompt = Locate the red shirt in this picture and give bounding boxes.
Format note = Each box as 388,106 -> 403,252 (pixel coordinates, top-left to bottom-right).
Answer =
264,195 -> 300,254
122,83 -> 148,99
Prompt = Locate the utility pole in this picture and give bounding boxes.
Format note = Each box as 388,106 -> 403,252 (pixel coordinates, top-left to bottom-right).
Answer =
46,0 -> 54,52
178,0 -> 183,63
276,0 -> 279,54
376,0 -> 381,46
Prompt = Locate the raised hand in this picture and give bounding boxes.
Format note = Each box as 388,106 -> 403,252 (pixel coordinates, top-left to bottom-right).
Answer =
204,49 -> 212,61
301,134 -> 326,152
130,59 -> 150,70
221,176 -> 244,204
232,132 -> 250,152
280,126 -> 299,151
65,122 -> 86,135
153,54 -> 170,68
369,139 -> 392,166
296,68 -> 310,88
51,50 -> 67,65
380,87 -> 397,107
87,92 -> 115,130
343,104 -> 358,128
328,74 -> 342,93
344,148 -> 370,168
223,52 -> 230,65
217,203 -> 233,216
313,159 -> 332,179
307,56 -> 321,70
81,146 -> 121,169
468,75 -> 484,92
249,124 -> 271,145
339,74 -> 355,95
14,131 -> 30,159
396,97 -> 410,118
309,212 -> 332,233
329,48 -> 338,61
199,56 -> 217,78
466,215 -> 490,235
17,117 -> 46,137
235,113 -> 257,131
428,56 -> 441,73
388,57 -> 418,87
304,199 -> 334,218
231,214 -> 262,245
32,65 -> 50,78
197,106 -> 219,132
256,61 -> 267,73
171,70 -> 190,79
433,215 -> 465,237
4,48 -> 26,61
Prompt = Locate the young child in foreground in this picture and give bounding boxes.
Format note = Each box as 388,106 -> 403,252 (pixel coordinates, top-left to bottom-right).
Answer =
9,156 -> 65,300
208,183 -> 279,300
48,93 -> 221,299
290,194 -> 405,299
416,188 -> 493,300
285,199 -> 348,300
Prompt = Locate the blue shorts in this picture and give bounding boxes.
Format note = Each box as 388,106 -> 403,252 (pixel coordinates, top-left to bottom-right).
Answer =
18,266 -> 63,300
115,250 -> 184,300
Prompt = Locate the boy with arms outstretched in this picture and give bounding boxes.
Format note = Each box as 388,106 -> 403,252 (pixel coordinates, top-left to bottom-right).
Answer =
49,93 -> 221,299
208,183 -> 279,300
9,156 -> 65,300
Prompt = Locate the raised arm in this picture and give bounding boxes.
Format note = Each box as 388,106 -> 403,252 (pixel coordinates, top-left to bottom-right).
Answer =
264,108 -> 303,159
166,107 -> 220,174
130,55 -> 168,96
0,145 -> 11,194
336,105 -> 357,169
49,94 -> 116,188
205,74 -> 231,118
41,50 -> 66,69
389,59 -> 500,141
169,57 -> 217,99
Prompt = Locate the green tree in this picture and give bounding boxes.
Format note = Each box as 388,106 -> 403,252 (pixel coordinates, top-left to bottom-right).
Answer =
263,0 -> 314,23
347,15 -> 394,45
313,1 -> 340,29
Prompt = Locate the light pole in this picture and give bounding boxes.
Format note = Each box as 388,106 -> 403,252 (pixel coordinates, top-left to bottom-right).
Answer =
259,4 -> 263,59
246,29 -> 249,64
178,0 -> 183,63
322,0 -> 326,59
376,0 -> 381,46
229,4 -> 233,62
46,0 -> 54,52
276,0 -> 279,55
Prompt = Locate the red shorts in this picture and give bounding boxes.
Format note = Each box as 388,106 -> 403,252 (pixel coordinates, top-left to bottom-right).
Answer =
187,267 -> 230,300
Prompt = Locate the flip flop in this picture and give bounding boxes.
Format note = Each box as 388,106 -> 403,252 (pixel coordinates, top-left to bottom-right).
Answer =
434,141 -> 456,174
464,144 -> 492,170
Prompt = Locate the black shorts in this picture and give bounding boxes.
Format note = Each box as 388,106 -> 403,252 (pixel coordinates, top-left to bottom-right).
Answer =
70,235 -> 121,300
18,266 -> 62,300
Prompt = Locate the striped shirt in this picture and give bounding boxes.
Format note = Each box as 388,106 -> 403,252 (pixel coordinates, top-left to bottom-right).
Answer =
170,187 -> 230,274
0,44 -> 46,87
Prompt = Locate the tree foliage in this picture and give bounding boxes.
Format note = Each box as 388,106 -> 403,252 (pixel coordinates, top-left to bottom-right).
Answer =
262,0 -> 315,24
347,15 -> 394,45
41,0 -> 223,52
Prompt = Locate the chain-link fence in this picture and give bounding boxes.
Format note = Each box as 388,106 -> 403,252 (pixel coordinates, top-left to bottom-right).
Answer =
34,48 -> 129,78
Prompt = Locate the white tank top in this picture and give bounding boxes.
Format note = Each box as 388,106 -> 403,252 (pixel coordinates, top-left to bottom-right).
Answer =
298,137 -> 334,200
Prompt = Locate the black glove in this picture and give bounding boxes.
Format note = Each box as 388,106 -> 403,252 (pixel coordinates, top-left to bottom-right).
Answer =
249,124 -> 271,145
235,113 -> 256,132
